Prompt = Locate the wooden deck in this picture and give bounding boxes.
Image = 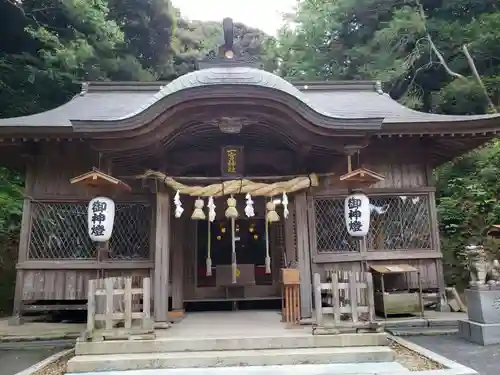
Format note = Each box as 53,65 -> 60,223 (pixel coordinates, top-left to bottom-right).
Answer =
157,310 -> 309,339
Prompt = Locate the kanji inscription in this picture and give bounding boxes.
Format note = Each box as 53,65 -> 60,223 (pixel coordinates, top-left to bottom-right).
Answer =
90,200 -> 107,237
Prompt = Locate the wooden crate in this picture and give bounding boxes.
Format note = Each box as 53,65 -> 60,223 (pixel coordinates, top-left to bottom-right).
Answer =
281,268 -> 300,285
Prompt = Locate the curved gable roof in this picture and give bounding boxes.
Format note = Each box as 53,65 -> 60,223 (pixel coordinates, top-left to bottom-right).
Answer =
0,67 -> 499,135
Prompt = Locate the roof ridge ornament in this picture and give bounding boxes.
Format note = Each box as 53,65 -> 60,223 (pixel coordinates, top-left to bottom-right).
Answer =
196,17 -> 263,70
375,81 -> 384,95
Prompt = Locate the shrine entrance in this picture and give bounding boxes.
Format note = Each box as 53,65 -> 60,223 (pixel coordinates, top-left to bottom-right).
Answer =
196,218 -> 270,289
182,196 -> 286,310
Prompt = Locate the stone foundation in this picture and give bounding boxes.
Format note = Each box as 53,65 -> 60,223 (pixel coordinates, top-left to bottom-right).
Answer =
459,288 -> 500,345
459,320 -> 500,345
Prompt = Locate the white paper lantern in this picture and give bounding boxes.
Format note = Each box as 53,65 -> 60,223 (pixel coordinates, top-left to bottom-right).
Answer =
88,197 -> 115,242
344,193 -> 370,237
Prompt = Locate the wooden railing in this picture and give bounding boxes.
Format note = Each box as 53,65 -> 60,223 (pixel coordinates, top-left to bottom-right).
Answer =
85,276 -> 154,341
313,271 -> 380,334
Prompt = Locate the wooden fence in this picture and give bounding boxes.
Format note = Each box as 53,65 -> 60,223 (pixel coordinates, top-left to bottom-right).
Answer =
313,271 -> 380,334
85,276 -> 154,341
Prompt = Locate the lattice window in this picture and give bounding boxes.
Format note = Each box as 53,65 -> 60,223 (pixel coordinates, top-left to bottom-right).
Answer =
367,194 -> 431,251
28,202 -> 152,260
313,198 -> 359,253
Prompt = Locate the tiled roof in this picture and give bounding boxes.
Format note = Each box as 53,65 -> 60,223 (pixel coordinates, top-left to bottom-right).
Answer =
0,67 -> 498,130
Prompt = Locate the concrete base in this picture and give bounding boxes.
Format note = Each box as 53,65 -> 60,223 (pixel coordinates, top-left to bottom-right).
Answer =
459,319 -> 500,345
465,288 -> 500,324
75,333 -> 389,355
153,322 -> 172,330
67,346 -> 394,373
64,362 -> 409,375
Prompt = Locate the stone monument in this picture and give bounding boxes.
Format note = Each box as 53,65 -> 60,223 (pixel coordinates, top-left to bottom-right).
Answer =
458,245 -> 500,345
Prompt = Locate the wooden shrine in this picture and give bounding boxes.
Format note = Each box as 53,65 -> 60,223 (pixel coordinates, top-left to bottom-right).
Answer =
2,17 -> 500,326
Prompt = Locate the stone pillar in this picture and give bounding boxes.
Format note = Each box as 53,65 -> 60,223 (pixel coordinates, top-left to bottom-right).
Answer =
153,186 -> 171,328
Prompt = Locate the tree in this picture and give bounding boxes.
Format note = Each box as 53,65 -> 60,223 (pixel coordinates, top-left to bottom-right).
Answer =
108,0 -> 177,79
275,0 -> 500,113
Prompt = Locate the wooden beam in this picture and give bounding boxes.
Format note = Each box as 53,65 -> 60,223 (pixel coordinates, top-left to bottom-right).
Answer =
17,260 -> 154,270
312,250 -> 442,264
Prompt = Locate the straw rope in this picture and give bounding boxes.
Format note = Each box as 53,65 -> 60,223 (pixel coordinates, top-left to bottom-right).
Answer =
140,170 -> 319,197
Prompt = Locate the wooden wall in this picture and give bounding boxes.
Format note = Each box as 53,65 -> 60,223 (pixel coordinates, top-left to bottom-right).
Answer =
307,142 -> 444,299
20,267 -> 151,301
14,142 -> 155,316
26,142 -> 97,199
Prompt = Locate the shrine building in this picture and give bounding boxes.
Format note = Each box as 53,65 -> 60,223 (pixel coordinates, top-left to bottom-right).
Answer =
2,19 -> 500,325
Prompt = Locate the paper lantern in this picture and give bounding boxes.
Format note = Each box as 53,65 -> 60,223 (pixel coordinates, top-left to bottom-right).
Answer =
344,193 -> 370,237
88,197 -> 115,242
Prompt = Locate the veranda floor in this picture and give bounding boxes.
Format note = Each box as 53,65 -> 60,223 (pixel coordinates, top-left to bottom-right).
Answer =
156,310 -> 310,339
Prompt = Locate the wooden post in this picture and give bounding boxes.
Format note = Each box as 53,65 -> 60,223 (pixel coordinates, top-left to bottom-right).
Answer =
331,272 -> 341,324
171,219 -> 185,312
154,186 -> 171,327
348,272 -> 358,323
313,273 -> 323,327
9,163 -> 34,325
295,192 -> 312,318
429,190 -> 446,311
142,277 -> 152,329
284,204 -> 296,267
105,278 -> 114,330
124,277 -> 132,329
87,279 -> 96,333
366,272 -> 376,323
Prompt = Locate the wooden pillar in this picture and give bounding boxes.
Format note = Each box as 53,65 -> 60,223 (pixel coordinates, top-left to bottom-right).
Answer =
153,186 -> 171,327
9,161 -> 34,325
284,204 -> 297,267
171,218 -> 184,312
295,192 -> 313,318
428,190 -> 446,310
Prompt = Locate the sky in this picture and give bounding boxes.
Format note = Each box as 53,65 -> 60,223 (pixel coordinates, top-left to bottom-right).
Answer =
170,0 -> 297,36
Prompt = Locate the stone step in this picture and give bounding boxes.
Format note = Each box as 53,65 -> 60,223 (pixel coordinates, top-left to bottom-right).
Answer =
386,326 -> 458,336
67,346 -> 394,373
76,333 -> 389,355
68,361 -> 409,375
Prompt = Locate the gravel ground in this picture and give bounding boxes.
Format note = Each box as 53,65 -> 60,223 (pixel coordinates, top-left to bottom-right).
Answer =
408,334 -> 500,375
32,352 -> 73,375
0,348 -> 62,375
391,341 -> 444,371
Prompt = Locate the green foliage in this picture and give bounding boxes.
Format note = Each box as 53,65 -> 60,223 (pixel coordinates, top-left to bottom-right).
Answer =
434,141 -> 500,287
435,79 -> 490,115
0,168 -> 23,315
275,0 -> 500,113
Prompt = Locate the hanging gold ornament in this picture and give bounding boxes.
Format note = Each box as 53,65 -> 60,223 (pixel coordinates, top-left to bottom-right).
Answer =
230,218 -> 237,283
191,197 -> 206,220
264,201 -> 273,274
225,195 -> 238,218
266,201 -> 279,223
206,216 -> 212,276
